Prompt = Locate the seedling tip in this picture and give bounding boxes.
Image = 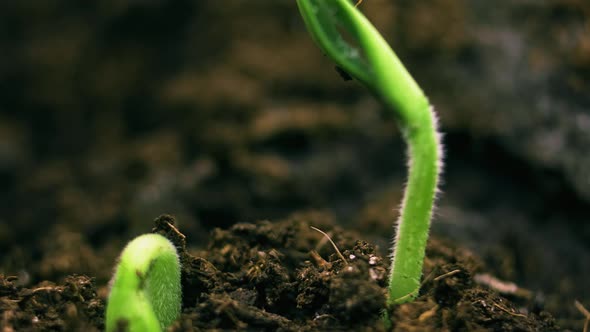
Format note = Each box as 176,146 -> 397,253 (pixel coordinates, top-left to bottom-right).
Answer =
105,233 -> 182,332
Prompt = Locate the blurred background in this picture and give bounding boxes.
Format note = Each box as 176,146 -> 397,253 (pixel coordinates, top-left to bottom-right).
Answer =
0,0 -> 588,328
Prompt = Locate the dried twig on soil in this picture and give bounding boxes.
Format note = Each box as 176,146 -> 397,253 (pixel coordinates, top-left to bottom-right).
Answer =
433,269 -> 461,281
492,302 -> 527,318
474,273 -> 532,299
310,226 -> 348,265
575,300 -> 590,332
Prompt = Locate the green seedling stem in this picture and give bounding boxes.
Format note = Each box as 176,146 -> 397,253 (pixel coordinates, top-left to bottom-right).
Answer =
105,234 -> 181,332
296,0 -> 442,312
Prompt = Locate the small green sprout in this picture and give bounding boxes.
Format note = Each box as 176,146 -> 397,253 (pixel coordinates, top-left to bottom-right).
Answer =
105,233 -> 181,332
296,0 -> 443,316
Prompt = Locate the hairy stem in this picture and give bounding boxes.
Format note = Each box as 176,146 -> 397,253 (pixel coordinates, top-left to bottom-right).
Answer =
389,109 -> 440,304
106,233 -> 181,332
296,0 -> 443,310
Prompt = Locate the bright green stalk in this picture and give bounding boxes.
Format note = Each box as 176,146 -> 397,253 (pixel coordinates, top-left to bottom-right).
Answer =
296,0 -> 442,310
105,234 -> 181,332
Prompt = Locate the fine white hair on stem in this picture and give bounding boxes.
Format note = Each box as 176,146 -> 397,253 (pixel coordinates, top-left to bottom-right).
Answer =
389,106 -> 444,290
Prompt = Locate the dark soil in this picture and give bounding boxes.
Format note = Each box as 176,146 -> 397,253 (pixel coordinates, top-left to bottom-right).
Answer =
1,1 -> 588,331
1,215 -> 559,331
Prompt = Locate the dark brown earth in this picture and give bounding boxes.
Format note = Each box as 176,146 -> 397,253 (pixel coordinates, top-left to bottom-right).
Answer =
1,1 -> 589,331
161,215 -> 558,332
0,215 -> 559,331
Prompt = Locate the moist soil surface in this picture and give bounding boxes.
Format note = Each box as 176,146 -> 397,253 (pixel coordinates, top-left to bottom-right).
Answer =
1,1 -> 589,331
1,215 -> 558,331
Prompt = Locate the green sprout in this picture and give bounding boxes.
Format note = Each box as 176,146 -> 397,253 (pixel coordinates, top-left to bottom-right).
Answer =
105,233 -> 182,332
296,0 -> 443,313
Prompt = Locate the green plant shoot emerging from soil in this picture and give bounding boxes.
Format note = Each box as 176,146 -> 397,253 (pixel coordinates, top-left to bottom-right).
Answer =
105,234 -> 181,332
296,0 -> 443,316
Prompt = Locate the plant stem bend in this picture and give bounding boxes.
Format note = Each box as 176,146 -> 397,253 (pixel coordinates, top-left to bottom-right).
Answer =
106,233 -> 181,332
296,0 -> 443,309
